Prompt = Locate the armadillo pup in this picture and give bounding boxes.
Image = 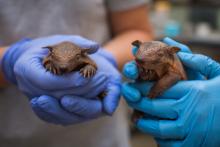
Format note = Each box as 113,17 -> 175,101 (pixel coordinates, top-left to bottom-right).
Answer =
131,40 -> 187,122
42,41 -> 106,99
43,41 -> 97,77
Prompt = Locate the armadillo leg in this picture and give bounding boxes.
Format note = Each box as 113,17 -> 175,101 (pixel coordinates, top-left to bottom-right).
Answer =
148,72 -> 181,98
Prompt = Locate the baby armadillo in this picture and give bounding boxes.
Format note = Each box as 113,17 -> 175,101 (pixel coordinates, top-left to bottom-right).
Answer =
131,40 -> 187,122
42,41 -> 97,77
42,41 -> 106,99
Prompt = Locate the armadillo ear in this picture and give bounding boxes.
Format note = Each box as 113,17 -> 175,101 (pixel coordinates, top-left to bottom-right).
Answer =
82,47 -> 98,54
168,46 -> 180,54
132,40 -> 142,47
42,46 -> 54,52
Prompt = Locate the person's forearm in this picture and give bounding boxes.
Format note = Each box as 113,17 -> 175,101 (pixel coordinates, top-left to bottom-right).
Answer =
0,46 -> 9,87
104,4 -> 153,70
104,30 -> 153,70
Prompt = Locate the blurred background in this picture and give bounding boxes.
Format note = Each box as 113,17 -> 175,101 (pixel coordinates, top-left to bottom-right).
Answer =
152,0 -> 220,62
130,0 -> 220,146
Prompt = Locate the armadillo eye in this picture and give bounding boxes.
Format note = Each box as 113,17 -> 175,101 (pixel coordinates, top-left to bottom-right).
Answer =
76,54 -> 81,60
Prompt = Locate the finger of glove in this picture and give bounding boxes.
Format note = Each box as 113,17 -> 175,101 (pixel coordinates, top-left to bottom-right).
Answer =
122,76 -> 189,101
103,83 -> 121,115
185,68 -> 205,80
61,95 -> 102,118
163,37 -> 192,53
122,83 -> 142,102
128,97 -> 178,119
178,52 -> 220,79
49,72 -> 109,98
31,98 -> 60,124
129,81 -> 193,99
137,119 -> 187,140
132,46 -> 139,55
51,72 -> 107,98
78,73 -> 109,98
123,61 -> 139,80
31,95 -> 83,125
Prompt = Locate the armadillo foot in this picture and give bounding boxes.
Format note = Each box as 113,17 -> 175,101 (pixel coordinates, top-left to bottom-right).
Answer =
80,65 -> 97,78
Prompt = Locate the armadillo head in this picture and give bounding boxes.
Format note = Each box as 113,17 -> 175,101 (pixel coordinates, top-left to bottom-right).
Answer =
132,40 -> 180,70
44,41 -> 93,73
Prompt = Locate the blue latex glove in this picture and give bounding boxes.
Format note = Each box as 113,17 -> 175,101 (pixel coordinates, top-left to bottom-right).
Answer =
122,52 -> 220,147
1,35 -> 121,125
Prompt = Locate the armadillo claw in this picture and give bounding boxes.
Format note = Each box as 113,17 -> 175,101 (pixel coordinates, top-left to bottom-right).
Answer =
80,65 -> 97,78
43,60 -> 61,75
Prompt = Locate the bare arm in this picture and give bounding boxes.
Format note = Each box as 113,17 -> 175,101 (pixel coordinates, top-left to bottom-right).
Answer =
104,5 -> 154,69
0,46 -> 9,87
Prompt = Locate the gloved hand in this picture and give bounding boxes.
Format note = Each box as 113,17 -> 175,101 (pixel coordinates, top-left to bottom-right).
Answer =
122,52 -> 220,147
1,35 -> 121,125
